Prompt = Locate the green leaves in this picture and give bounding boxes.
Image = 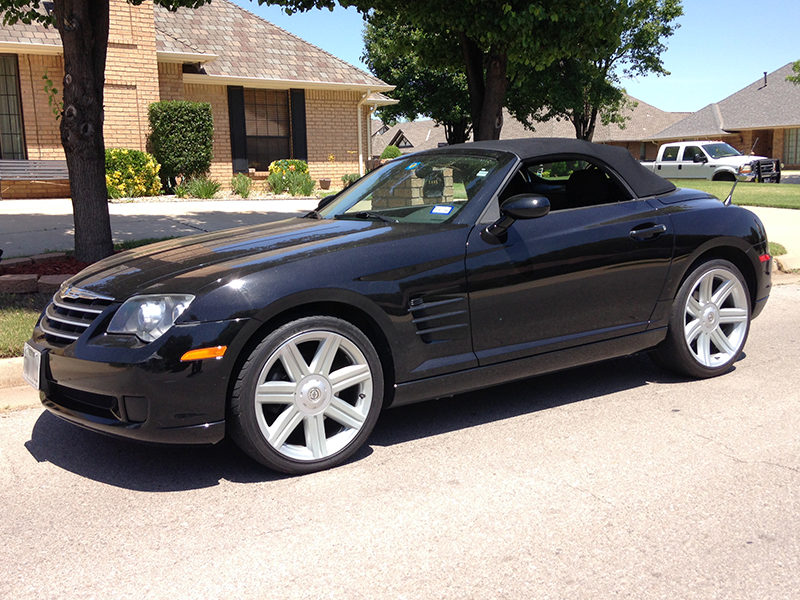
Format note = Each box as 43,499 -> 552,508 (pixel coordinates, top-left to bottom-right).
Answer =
148,101 -> 214,188
787,60 -> 800,85
42,70 -> 63,121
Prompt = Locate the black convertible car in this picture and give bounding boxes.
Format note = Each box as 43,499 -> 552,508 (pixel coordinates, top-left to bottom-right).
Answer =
24,139 -> 771,474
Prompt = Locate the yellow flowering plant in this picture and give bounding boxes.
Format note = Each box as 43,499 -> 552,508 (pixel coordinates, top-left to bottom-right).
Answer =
105,148 -> 162,199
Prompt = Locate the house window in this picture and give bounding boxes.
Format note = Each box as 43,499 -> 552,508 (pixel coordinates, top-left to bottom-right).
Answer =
0,55 -> 26,159
784,128 -> 800,166
244,89 -> 289,171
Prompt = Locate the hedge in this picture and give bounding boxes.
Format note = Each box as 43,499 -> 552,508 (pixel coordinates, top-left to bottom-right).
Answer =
148,101 -> 213,189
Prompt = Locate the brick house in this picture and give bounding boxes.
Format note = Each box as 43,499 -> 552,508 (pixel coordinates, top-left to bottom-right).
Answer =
0,0 -> 395,198
646,63 -> 800,169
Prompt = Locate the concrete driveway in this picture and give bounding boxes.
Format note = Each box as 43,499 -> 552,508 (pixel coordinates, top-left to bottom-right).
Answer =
1,281 -> 798,599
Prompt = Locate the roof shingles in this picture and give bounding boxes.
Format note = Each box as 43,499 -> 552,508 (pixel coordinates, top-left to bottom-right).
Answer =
653,62 -> 800,139
154,0 -> 387,88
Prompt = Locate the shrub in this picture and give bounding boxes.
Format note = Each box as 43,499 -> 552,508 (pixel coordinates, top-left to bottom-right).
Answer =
186,176 -> 221,199
105,148 -> 161,199
267,159 -> 315,195
287,170 -> 316,196
148,101 -> 214,189
268,159 -> 309,176
267,170 -> 288,194
230,173 -> 253,198
380,145 -> 402,160
341,173 -> 360,186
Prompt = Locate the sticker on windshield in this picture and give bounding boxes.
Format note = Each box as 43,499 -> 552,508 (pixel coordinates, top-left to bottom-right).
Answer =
431,205 -> 453,215
405,162 -> 422,171
476,169 -> 489,177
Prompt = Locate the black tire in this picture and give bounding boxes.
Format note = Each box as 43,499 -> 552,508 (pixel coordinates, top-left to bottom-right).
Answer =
650,259 -> 751,378
712,172 -> 737,182
229,316 -> 384,474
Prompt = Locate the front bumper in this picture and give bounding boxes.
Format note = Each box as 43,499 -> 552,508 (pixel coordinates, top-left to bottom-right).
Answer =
30,317 -> 251,445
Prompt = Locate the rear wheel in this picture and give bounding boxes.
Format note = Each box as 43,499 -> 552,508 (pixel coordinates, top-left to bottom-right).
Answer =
230,316 -> 383,474
650,259 -> 750,378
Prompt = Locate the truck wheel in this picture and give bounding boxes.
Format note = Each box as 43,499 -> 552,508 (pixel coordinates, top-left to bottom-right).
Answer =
712,172 -> 736,182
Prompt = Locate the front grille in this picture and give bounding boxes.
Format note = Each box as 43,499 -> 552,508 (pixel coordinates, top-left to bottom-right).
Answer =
40,285 -> 115,344
758,161 -> 776,175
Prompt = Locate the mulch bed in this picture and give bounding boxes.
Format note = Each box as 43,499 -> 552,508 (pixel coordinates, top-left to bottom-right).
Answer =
0,256 -> 93,276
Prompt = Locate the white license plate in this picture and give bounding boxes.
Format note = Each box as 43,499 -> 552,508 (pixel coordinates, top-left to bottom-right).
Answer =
22,342 -> 42,390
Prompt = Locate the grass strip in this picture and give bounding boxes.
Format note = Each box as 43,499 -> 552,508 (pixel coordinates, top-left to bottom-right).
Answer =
669,179 -> 800,209
0,293 -> 50,358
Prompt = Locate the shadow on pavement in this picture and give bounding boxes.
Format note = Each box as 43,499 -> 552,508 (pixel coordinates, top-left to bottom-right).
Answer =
24,352 -> 687,492
1,210 -> 303,258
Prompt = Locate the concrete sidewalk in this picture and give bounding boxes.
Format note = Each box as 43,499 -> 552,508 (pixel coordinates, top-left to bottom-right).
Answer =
747,206 -> 800,271
0,197 -> 319,258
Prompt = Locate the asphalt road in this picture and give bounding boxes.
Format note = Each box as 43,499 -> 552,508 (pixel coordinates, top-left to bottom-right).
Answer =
2,282 -> 799,600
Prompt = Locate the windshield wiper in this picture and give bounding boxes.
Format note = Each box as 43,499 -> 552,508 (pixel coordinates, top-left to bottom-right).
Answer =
336,211 -> 398,224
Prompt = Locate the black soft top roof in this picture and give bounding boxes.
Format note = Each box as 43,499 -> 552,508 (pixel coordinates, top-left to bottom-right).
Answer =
459,137 -> 676,198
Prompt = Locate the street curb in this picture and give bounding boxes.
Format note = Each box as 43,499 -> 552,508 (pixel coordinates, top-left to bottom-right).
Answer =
776,255 -> 800,272
0,357 -> 24,389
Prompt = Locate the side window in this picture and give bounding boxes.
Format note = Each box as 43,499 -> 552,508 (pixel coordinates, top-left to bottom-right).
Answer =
497,157 -> 629,211
662,146 -> 679,161
681,146 -> 703,161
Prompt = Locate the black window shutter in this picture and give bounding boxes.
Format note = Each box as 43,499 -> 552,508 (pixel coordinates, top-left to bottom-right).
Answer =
227,86 -> 248,173
290,89 -> 308,161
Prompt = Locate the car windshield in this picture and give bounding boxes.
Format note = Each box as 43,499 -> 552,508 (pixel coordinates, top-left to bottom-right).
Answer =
318,154 -> 500,224
702,143 -> 742,159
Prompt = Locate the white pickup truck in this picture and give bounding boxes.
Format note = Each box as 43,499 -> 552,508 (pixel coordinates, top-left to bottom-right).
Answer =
641,141 -> 781,183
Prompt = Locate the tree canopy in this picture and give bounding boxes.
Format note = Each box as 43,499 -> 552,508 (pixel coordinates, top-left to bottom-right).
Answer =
269,0 -> 632,141
787,60 -> 800,85
507,0 -> 682,141
362,11 -> 472,144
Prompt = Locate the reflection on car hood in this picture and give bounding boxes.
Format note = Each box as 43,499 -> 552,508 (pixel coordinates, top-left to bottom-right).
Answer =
65,217 -> 400,299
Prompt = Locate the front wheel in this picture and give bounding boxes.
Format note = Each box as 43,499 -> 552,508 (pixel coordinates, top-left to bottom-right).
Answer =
650,259 -> 750,378
712,172 -> 737,182
229,316 -> 384,474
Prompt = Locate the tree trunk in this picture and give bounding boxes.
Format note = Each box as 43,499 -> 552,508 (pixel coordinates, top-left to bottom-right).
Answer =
54,0 -> 114,262
443,118 -> 471,145
475,49 -> 507,141
458,35 -> 508,142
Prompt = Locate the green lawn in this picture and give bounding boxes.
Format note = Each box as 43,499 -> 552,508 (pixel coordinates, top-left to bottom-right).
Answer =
668,179 -> 800,209
0,293 -> 50,358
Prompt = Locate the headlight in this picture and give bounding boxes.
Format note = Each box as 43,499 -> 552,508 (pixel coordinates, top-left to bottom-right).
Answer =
740,163 -> 754,175
108,294 -> 194,342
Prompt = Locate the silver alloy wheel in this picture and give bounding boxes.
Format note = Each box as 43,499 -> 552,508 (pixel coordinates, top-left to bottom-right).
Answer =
682,267 -> 749,368
253,329 -> 374,461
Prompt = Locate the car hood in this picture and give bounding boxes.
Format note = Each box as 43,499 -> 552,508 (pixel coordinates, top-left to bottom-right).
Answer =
712,154 -> 770,165
64,217 -> 424,300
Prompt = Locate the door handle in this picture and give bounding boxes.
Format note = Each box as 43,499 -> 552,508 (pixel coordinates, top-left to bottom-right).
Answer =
630,224 -> 667,240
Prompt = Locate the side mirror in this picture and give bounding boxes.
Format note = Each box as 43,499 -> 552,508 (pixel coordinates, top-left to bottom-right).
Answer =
482,194 -> 550,243
693,154 -> 708,163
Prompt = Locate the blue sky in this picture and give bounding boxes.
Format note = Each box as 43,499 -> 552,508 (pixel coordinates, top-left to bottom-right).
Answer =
232,0 -> 800,114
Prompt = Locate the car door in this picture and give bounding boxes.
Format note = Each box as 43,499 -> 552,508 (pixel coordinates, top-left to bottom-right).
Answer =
677,145 -> 707,179
654,145 -> 681,178
466,167 -> 674,366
